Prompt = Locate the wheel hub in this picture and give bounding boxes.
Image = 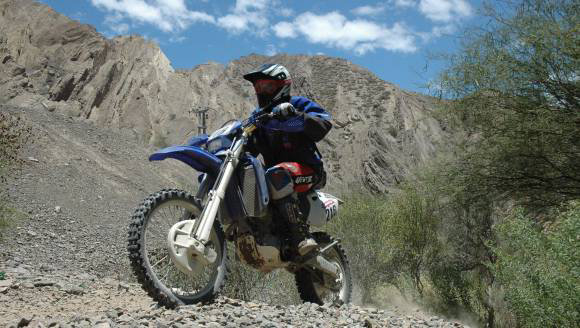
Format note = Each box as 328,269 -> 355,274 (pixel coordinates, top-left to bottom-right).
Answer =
167,220 -> 217,275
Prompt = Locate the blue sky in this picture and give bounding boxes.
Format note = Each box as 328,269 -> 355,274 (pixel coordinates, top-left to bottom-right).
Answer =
38,0 -> 481,94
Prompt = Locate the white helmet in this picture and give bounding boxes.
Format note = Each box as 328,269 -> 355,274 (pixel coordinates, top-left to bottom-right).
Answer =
243,63 -> 292,108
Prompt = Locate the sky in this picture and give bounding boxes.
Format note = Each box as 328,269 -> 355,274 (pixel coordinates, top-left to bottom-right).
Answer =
37,0 -> 482,94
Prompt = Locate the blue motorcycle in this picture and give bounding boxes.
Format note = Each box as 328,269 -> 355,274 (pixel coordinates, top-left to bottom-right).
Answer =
128,110 -> 352,307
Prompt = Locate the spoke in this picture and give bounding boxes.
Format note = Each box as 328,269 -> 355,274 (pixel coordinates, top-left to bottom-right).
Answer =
162,264 -> 171,282
151,255 -> 168,268
144,199 -> 220,298
169,205 -> 176,221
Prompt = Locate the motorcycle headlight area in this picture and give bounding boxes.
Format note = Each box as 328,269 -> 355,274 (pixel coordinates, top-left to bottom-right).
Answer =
206,135 -> 232,153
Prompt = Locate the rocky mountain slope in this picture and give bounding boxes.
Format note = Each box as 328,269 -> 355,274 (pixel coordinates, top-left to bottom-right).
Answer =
0,0 -> 445,194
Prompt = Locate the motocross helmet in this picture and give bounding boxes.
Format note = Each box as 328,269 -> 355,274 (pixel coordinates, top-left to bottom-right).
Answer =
243,63 -> 292,108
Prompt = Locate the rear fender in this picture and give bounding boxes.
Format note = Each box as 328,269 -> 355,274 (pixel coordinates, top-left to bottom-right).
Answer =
149,146 -> 222,175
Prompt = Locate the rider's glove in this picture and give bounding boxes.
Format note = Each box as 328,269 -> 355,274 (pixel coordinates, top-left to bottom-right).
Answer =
271,103 -> 297,119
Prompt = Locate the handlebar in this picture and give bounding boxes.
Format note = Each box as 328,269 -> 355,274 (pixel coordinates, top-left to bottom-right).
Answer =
243,111 -> 273,129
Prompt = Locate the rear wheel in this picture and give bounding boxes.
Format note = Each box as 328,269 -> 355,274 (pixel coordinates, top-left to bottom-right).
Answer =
128,189 -> 227,308
295,232 -> 352,305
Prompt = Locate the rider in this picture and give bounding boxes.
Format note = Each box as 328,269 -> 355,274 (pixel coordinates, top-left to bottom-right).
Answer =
243,63 -> 332,256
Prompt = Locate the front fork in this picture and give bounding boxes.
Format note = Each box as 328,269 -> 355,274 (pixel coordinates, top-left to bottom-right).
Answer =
167,135 -> 246,274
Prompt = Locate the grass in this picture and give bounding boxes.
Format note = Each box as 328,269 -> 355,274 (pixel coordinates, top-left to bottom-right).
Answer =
0,203 -> 25,240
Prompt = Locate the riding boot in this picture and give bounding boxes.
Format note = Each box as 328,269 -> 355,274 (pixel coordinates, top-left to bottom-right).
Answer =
276,195 -> 318,256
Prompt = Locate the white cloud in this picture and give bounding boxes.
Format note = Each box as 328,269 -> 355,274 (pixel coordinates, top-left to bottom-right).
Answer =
352,4 -> 386,16
273,11 -> 417,54
416,24 -> 456,41
91,0 -> 215,33
112,22 -> 130,34
217,0 -> 270,35
419,0 -> 472,22
169,35 -> 187,43
393,0 -> 416,7
272,22 -> 297,38
279,7 -> 294,17
104,13 -> 130,35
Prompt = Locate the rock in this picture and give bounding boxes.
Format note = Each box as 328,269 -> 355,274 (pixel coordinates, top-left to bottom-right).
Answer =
22,282 -> 35,289
17,315 -> 34,327
33,280 -> 55,287
118,282 -> 130,291
63,285 -> 85,295
54,206 -> 62,213
117,314 -> 132,323
93,320 -> 112,328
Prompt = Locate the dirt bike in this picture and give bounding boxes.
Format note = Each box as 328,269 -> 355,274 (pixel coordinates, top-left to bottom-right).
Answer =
127,109 -> 352,308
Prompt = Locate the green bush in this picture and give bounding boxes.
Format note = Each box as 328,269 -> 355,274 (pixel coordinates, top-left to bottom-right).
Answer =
329,184 -> 440,304
0,111 -> 31,236
491,203 -> 580,327
222,244 -> 300,304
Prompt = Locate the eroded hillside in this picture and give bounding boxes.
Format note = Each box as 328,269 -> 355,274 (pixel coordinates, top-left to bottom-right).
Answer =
0,0 -> 445,194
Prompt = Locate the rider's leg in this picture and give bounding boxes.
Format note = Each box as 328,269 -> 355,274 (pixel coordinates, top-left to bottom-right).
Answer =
265,165 -> 318,256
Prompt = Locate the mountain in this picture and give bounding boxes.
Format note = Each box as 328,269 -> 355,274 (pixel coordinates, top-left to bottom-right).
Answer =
0,0 -> 445,194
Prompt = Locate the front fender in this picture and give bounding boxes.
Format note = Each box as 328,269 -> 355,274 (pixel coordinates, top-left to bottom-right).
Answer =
149,146 -> 222,175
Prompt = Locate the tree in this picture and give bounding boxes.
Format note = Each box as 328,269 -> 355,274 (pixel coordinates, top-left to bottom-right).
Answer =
434,0 -> 580,209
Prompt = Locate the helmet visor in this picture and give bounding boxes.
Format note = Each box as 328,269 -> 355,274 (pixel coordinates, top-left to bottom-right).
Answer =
252,79 -> 290,96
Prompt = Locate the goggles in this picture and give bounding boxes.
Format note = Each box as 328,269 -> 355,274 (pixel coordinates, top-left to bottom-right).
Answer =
252,79 -> 290,95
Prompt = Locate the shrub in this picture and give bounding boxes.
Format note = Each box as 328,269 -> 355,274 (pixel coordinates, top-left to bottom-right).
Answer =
0,111 -> 31,235
222,244 -> 300,305
490,203 -> 580,327
329,184 -> 440,304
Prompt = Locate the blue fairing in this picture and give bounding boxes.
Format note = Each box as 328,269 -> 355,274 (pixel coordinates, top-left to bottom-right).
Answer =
186,134 -> 208,147
149,146 -> 222,175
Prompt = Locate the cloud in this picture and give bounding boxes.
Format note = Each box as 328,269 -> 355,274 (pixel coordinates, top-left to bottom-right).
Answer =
169,35 -> 187,43
104,13 -> 130,35
279,7 -> 294,17
217,0 -> 270,35
272,22 -> 297,38
393,0 -> 416,7
351,4 -> 386,16
91,0 -> 215,33
418,0 -> 472,22
416,24 -> 456,41
273,11 -> 417,54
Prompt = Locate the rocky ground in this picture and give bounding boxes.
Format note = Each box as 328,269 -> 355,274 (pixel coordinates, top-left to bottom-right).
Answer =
0,266 -> 465,328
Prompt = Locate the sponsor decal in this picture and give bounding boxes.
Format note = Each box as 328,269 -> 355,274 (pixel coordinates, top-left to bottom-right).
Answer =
294,175 -> 313,184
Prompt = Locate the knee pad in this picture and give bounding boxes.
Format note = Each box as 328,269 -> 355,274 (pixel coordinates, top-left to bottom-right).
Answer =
265,166 -> 294,200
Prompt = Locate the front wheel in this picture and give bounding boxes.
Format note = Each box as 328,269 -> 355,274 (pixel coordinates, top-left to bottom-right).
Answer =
127,189 -> 227,308
295,232 -> 352,305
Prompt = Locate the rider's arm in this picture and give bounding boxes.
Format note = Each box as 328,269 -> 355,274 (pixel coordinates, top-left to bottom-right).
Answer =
267,96 -> 332,141
293,96 -> 333,142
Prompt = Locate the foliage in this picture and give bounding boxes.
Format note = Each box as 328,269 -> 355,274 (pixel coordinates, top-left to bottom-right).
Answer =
490,202 -> 580,327
0,112 -> 30,174
433,0 -> 580,209
0,111 -> 31,235
222,244 -> 300,305
327,194 -> 391,303
413,2 -> 580,322
329,185 -> 440,303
